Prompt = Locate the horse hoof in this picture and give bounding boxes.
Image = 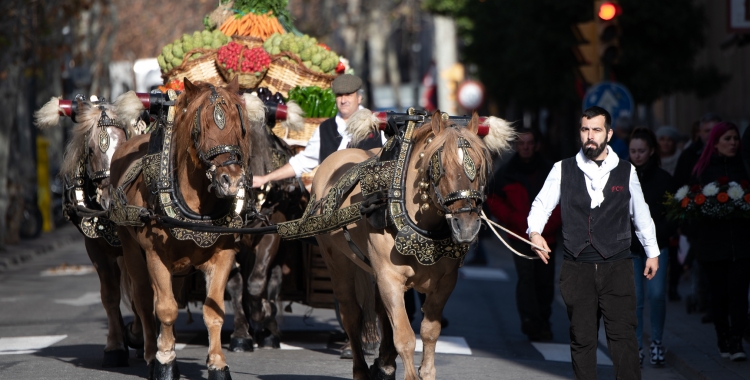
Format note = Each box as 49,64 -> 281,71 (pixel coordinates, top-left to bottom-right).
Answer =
262,334 -> 280,349
207,366 -> 232,380
123,322 -> 144,350
229,337 -> 254,352
369,361 -> 396,380
340,347 -> 353,359
135,348 -> 145,359
101,349 -> 129,368
148,360 -> 180,380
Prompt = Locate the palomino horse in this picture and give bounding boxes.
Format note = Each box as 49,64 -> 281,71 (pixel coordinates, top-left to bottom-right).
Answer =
312,110 -> 514,380
110,77 -> 261,379
34,92 -> 147,367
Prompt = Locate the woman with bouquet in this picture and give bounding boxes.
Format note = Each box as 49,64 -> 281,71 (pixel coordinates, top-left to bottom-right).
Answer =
687,122 -> 750,361
628,128 -> 675,366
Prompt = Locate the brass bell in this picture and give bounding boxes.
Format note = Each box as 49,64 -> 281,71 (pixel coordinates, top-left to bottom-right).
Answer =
437,210 -> 444,216
420,193 -> 429,202
418,168 -> 424,174
419,152 -> 425,158
426,137 -> 433,144
421,203 -> 430,211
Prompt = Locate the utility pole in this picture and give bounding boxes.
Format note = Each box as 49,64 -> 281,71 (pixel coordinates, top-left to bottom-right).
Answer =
433,15 -> 458,115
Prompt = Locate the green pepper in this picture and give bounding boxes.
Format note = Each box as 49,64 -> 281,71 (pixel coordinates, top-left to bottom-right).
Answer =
309,94 -> 321,118
324,89 -> 337,117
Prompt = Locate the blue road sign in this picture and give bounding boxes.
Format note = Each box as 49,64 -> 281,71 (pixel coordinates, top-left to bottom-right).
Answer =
583,82 -> 634,128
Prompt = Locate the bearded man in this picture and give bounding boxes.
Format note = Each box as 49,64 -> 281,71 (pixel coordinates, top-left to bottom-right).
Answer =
526,106 -> 660,380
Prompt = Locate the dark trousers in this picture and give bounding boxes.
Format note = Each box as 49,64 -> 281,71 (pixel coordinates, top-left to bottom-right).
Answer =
559,259 -> 640,380
510,238 -> 556,335
702,259 -> 750,339
667,245 -> 682,297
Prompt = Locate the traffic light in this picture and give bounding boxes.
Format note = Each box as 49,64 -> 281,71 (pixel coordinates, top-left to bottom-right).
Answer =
572,21 -> 601,85
595,1 -> 622,66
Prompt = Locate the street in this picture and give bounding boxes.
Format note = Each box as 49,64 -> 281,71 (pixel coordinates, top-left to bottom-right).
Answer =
0,231 -> 688,379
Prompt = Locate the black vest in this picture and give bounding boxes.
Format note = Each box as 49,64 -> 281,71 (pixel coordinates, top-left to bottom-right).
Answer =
560,157 -> 632,258
318,117 -> 382,163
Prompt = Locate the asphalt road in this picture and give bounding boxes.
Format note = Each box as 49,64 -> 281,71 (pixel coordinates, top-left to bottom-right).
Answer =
0,234 -> 688,380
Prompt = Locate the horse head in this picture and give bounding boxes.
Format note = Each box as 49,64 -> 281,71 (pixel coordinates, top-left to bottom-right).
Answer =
418,111 -> 516,244
176,77 -> 250,199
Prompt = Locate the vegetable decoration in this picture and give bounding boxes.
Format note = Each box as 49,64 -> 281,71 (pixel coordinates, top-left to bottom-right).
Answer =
263,33 -> 340,75
232,0 -> 295,33
217,42 -> 271,76
219,11 -> 285,39
157,30 -> 230,73
287,86 -> 337,118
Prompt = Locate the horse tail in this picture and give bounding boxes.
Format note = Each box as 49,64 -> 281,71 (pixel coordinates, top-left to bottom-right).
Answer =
481,116 -> 516,154
354,265 -> 380,351
345,108 -> 380,147
117,256 -> 134,312
34,97 -> 64,129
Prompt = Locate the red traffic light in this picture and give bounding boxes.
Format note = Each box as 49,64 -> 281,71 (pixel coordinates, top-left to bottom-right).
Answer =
598,2 -> 620,21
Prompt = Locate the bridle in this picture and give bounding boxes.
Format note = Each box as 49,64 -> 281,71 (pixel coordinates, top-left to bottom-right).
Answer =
84,104 -> 129,188
426,133 -> 485,216
190,85 -> 247,182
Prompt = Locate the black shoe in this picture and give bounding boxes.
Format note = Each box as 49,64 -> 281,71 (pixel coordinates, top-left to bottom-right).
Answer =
650,340 -> 665,365
730,336 -> 747,362
719,334 -> 731,358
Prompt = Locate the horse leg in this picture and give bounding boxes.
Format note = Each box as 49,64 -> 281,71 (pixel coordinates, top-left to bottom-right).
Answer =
262,262 -> 283,348
376,271 -> 419,380
248,232 -> 280,346
417,272 -> 458,380
319,242 -> 369,380
145,247 -> 181,380
226,263 -> 254,352
370,287 -> 397,380
120,231 -> 158,368
198,248 -> 235,378
85,238 -> 128,367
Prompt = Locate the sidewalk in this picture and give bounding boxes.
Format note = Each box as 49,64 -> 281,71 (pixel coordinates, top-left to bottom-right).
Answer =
0,224 -> 81,273
658,278 -> 750,380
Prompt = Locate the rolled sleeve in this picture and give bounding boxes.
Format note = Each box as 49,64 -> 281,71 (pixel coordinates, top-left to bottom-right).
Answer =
527,162 -> 562,236
288,128 -> 322,177
629,165 -> 660,258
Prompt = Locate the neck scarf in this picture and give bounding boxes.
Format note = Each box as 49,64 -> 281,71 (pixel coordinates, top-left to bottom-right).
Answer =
575,145 -> 619,208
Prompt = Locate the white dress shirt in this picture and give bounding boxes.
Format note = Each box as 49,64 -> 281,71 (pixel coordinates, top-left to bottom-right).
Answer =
288,106 -> 386,177
526,147 -> 660,258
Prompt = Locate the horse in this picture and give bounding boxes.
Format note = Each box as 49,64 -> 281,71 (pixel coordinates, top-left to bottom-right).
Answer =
311,110 -> 514,380
110,77 -> 264,379
34,92 -> 147,367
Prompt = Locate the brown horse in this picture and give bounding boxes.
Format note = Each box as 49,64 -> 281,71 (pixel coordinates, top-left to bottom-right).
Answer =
34,92 -> 146,367
312,110 -> 514,380
110,77 -> 259,379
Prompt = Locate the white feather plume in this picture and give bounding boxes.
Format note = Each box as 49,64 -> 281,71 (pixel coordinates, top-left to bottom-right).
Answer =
34,97 -> 63,129
281,101 -> 304,132
242,93 -> 266,127
345,108 -> 380,147
113,91 -> 145,127
482,116 -> 516,154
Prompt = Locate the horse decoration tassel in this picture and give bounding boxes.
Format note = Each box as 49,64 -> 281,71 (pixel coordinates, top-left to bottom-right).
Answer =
277,107 -> 517,266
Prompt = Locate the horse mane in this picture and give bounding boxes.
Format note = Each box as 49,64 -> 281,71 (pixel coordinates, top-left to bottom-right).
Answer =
173,82 -> 251,173
242,93 -> 273,177
414,118 -> 494,185
60,100 -> 138,179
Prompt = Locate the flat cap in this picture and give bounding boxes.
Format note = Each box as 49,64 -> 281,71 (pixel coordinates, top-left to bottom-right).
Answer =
331,74 -> 362,95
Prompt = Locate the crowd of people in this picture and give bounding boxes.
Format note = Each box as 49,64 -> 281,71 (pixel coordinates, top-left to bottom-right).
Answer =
483,108 -> 750,377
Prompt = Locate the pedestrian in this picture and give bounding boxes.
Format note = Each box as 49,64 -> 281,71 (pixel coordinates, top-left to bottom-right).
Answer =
251,74 -> 383,187
628,128 -> 675,366
486,128 -> 561,341
655,126 -> 682,176
527,106 -> 659,380
686,122 -> 750,361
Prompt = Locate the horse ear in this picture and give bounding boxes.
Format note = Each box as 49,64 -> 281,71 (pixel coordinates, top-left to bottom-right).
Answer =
226,75 -> 240,94
467,111 -> 479,134
431,110 -> 442,135
183,78 -> 199,101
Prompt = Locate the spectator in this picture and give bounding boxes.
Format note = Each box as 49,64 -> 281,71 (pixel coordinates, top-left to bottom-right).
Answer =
486,128 -> 561,341
628,128 -> 675,366
687,122 -> 750,361
655,126 -> 682,176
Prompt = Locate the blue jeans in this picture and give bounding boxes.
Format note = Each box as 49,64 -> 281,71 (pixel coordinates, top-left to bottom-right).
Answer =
633,248 -> 669,348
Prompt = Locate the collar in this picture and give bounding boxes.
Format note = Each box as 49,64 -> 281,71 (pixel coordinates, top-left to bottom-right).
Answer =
575,145 -> 619,170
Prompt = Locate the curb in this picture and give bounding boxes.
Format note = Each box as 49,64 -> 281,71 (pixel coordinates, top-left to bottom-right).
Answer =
0,224 -> 81,273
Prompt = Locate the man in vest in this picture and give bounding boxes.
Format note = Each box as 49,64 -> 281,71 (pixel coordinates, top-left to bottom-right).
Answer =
527,106 -> 659,380
252,74 -> 383,188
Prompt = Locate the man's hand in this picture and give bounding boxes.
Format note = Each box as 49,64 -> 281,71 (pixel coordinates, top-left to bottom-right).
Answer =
530,233 -> 551,264
252,175 -> 267,188
644,257 -> 659,280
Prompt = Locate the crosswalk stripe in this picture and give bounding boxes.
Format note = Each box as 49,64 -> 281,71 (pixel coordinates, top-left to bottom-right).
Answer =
531,342 -> 613,366
0,335 -> 67,355
458,267 -> 509,281
55,292 -> 101,307
280,342 -> 328,350
414,335 -> 472,355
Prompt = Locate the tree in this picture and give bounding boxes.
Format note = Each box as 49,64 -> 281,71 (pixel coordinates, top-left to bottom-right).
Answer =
613,0 -> 728,104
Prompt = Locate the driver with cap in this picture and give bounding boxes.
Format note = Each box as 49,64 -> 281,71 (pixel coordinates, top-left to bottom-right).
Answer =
252,74 -> 383,188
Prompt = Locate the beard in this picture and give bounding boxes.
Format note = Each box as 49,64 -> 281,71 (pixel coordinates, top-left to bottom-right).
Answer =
583,140 -> 607,160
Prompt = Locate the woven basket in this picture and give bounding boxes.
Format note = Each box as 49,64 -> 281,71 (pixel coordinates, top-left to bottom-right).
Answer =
162,48 -> 225,86
231,35 -> 263,49
259,52 -> 337,97
272,117 -> 326,146
216,62 -> 267,90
